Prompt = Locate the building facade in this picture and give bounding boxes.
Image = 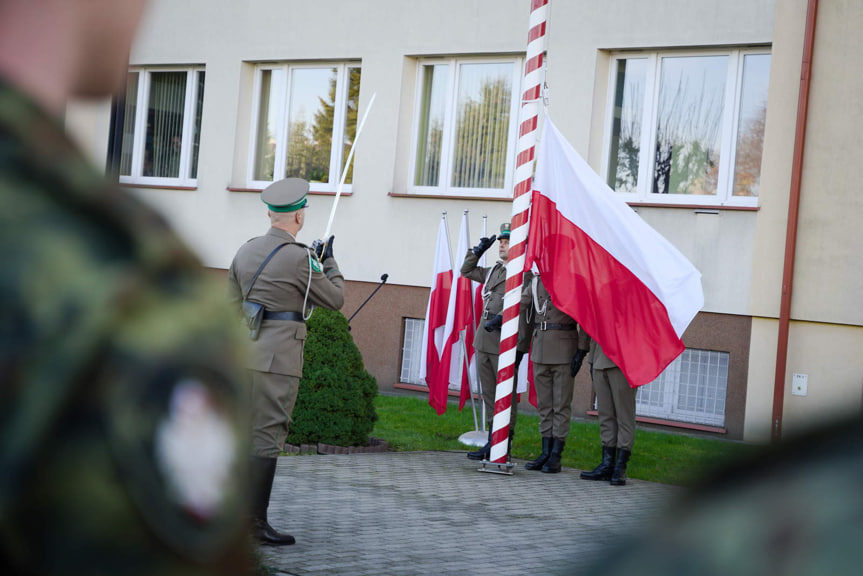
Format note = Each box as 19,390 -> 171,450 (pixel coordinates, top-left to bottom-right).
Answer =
66,0 -> 863,442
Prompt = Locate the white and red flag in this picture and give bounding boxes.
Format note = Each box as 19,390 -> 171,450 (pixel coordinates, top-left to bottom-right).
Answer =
420,216 -> 454,414
441,212 -> 477,411
526,119 -> 704,387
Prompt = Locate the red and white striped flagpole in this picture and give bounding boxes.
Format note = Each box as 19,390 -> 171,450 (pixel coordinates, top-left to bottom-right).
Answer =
488,0 -> 549,464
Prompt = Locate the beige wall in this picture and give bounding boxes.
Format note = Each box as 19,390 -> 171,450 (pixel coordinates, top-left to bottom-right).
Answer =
65,0 -> 863,441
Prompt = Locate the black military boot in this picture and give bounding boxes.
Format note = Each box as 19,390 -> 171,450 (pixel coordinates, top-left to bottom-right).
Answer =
541,438 -> 566,473
525,436 -> 553,471
467,428 -> 492,461
610,448 -> 632,486
580,445 -> 617,481
250,456 -> 296,545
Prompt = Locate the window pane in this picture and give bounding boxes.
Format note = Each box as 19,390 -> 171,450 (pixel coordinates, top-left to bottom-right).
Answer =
733,54 -> 771,197
253,69 -> 284,182
143,72 -> 187,178
190,71 -> 205,180
653,55 -> 727,196
451,62 -> 512,189
607,58 -> 646,194
285,67 -> 336,183
340,67 -> 362,185
119,73 -> 139,177
414,64 -> 447,187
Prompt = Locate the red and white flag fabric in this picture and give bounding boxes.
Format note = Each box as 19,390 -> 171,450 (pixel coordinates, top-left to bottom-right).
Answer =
420,217 -> 453,414
441,212 -> 477,411
526,119 -> 704,387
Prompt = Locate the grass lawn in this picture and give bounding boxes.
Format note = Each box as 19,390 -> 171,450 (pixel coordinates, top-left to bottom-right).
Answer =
372,393 -> 757,486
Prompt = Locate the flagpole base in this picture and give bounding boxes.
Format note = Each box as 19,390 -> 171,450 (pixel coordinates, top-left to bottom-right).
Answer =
458,430 -> 489,447
477,459 -> 516,476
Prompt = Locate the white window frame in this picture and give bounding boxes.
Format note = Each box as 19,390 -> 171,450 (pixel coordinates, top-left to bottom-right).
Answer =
602,48 -> 771,208
408,56 -> 523,199
120,66 -> 205,187
247,62 -> 359,193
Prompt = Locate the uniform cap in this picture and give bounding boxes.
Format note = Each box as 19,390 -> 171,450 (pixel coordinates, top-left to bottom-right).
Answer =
499,222 -> 511,240
261,178 -> 309,212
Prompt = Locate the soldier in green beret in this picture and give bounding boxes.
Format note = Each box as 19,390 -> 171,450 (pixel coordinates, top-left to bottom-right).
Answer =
227,178 -> 345,545
0,1 -> 253,574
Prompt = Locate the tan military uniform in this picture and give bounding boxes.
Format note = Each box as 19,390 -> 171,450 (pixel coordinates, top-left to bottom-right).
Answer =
522,272 -> 589,439
589,338 -> 637,451
227,227 -> 344,456
460,251 -> 527,426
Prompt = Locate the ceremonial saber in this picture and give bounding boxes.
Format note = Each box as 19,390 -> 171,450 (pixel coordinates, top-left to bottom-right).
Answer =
323,92 -> 377,240
486,0 -> 549,467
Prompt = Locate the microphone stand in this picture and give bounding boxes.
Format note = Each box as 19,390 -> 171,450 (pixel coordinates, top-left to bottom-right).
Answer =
347,274 -> 389,330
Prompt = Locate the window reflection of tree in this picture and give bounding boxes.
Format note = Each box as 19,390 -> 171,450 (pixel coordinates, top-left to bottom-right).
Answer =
733,102 -> 766,197
653,62 -> 724,196
285,67 -> 361,184
452,76 -> 511,189
609,64 -> 644,194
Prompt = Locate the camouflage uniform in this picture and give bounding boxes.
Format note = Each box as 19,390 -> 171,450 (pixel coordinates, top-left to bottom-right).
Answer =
587,417 -> 863,576
0,79 -> 252,574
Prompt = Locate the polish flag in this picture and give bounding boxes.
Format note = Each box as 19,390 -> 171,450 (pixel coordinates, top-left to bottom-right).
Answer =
526,119 -> 704,387
420,217 -> 454,414
442,212 -> 477,411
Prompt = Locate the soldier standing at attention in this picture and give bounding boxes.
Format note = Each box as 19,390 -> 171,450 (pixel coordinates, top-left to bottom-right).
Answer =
227,178 -> 344,546
460,223 -> 528,461
580,339 -> 637,486
1,1 -> 254,574
521,271 -> 589,473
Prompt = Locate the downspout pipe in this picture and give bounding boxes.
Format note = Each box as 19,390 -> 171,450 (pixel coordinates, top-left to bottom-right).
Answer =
772,0 -> 819,443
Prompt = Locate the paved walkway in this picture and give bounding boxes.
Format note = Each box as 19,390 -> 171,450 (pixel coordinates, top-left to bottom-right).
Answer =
260,451 -> 680,576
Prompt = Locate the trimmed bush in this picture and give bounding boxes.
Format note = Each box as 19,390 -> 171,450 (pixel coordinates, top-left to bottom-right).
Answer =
285,307 -> 378,446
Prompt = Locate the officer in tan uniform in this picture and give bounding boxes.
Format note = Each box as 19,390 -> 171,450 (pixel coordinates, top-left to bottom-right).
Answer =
227,178 -> 344,545
521,271 -> 589,473
580,339 -> 637,485
460,223 -> 528,461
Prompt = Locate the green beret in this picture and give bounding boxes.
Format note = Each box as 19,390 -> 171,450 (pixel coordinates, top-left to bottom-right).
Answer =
261,178 -> 309,212
499,222 -> 511,240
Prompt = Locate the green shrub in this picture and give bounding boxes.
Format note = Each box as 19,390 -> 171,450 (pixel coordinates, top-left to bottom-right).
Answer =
285,307 -> 378,446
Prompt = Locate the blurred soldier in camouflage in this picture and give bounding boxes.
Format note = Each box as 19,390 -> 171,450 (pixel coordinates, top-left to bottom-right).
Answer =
0,1 -> 252,575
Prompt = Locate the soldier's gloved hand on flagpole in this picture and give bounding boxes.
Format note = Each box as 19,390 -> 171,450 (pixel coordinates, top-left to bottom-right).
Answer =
471,234 -> 497,257
570,349 -> 588,377
483,314 -> 503,332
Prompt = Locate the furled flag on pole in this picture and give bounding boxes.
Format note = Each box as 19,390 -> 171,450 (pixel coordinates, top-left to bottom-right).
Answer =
526,119 -> 704,387
420,215 -> 454,414
441,211 -> 477,411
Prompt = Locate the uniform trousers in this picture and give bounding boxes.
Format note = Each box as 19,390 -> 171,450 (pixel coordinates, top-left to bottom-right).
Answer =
533,362 -> 574,439
249,370 -> 300,457
476,350 -> 518,427
593,365 -> 637,451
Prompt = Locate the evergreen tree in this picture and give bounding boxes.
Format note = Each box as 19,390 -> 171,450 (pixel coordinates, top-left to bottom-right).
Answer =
286,307 -> 378,447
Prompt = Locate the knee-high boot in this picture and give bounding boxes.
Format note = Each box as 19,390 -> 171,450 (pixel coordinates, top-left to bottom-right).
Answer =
541,438 -> 566,473
467,428 -> 492,461
250,456 -> 295,545
580,446 -> 617,481
610,449 -> 632,486
525,437 -> 553,471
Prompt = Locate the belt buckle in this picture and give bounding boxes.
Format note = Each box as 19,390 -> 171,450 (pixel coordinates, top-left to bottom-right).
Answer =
539,321 -> 547,331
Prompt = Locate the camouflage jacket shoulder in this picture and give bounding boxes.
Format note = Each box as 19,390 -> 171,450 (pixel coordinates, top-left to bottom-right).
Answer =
0,79 -> 251,572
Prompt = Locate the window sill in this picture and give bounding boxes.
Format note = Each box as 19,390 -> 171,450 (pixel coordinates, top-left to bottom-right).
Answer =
627,202 -> 759,212
122,183 -> 197,191
227,186 -> 352,197
585,410 -> 727,434
389,192 -> 513,202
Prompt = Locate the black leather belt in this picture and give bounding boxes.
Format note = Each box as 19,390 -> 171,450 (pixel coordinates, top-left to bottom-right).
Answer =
263,311 -> 305,322
537,322 -> 577,331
